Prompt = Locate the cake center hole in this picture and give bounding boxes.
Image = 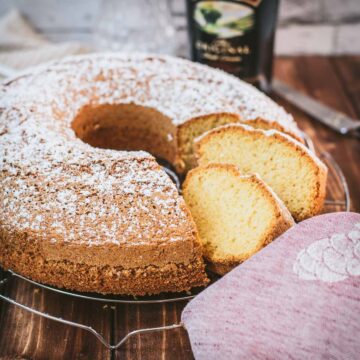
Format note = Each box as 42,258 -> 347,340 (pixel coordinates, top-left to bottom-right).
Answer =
72,103 -> 177,161
71,103 -> 182,187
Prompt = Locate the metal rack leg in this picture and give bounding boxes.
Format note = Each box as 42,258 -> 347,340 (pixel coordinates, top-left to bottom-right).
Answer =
0,273 -> 183,350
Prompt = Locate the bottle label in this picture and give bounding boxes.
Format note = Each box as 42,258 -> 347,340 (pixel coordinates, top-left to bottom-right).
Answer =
188,0 -> 263,78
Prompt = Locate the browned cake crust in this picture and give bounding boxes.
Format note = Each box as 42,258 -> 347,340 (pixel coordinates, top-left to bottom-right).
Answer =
0,227 -> 208,295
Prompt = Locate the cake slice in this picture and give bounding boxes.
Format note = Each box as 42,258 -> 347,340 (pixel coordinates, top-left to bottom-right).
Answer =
195,124 -> 327,221
182,164 -> 295,275
176,114 -> 304,174
176,112 -> 241,173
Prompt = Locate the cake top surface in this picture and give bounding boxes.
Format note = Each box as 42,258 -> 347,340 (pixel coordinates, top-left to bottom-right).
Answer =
1,52 -> 296,126
0,53 -> 296,247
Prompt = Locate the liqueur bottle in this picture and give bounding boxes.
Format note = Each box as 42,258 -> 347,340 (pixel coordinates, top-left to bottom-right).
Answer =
186,0 -> 279,92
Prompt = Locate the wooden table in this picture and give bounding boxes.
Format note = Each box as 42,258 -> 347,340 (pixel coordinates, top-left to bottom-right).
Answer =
0,56 -> 359,360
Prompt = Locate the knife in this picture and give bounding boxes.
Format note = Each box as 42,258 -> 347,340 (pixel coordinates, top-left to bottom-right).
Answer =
272,79 -> 360,139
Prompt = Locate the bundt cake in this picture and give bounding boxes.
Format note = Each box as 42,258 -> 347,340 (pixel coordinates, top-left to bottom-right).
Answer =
0,53 -> 301,295
195,124 -> 328,222
183,164 -> 295,275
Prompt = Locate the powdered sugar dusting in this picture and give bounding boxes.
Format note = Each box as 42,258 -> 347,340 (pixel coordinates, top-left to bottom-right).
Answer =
0,53 -> 297,247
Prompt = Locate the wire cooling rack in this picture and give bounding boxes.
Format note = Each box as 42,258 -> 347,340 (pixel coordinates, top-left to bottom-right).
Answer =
0,134 -> 351,350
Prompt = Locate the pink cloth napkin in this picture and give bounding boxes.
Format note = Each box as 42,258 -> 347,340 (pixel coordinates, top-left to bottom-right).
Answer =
182,212 -> 360,359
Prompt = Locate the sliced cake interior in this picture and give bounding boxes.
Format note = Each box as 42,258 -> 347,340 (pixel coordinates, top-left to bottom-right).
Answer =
182,164 -> 295,275
176,114 -> 304,174
195,124 -> 328,221
176,112 -> 241,173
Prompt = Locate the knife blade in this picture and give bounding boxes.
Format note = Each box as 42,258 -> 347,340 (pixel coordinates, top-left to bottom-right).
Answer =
272,79 -> 360,138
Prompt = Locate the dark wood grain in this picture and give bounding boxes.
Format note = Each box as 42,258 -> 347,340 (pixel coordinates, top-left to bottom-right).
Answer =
331,56 -> 360,117
114,302 -> 193,360
273,56 -> 360,211
0,56 -> 359,360
0,278 -> 111,360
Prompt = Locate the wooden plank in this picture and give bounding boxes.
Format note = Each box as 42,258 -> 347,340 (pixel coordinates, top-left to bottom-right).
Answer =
114,302 -> 193,360
0,277 -> 111,359
273,56 -> 360,212
331,56 -> 360,116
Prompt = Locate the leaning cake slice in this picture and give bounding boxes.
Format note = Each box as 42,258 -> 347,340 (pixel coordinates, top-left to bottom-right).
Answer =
195,124 -> 327,221
182,164 -> 294,274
